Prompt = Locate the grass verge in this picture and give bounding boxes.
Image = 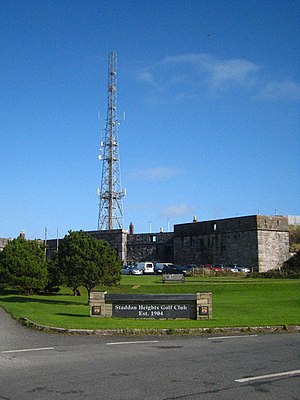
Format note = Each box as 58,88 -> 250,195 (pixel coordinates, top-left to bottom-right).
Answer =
0,276 -> 299,330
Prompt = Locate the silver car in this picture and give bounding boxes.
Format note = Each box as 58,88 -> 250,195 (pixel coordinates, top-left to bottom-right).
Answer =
130,266 -> 144,275
121,265 -> 134,275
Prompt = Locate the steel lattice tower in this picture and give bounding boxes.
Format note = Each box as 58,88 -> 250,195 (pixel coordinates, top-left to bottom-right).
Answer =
97,51 -> 125,230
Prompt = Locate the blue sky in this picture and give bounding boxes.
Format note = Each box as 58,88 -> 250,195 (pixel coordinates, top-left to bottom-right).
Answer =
1,0 -> 299,239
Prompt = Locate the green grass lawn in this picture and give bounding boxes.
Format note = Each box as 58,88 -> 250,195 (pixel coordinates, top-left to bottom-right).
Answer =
0,276 -> 299,330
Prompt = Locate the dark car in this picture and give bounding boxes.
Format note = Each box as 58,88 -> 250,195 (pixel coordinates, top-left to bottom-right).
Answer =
176,265 -> 195,275
154,263 -> 174,274
162,265 -> 186,275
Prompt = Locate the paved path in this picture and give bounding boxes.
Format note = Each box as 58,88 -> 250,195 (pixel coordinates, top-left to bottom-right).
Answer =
1,307 -> 299,399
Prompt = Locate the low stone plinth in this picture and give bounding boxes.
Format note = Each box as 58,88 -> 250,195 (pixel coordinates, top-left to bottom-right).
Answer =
90,292 -> 212,320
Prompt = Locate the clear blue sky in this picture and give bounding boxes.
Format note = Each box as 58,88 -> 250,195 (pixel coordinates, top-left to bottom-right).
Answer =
1,0 -> 299,239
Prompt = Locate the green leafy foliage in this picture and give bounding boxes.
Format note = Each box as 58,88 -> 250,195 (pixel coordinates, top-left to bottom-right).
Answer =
282,250 -> 300,277
58,230 -> 121,298
289,225 -> 300,252
0,237 -> 48,294
44,254 -> 63,293
247,251 -> 300,279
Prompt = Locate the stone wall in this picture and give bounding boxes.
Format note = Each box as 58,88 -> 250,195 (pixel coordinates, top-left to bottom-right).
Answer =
126,232 -> 174,264
173,215 -> 289,272
44,215 -> 290,272
256,216 -> 289,272
47,229 -> 127,261
88,229 -> 127,261
174,216 -> 258,269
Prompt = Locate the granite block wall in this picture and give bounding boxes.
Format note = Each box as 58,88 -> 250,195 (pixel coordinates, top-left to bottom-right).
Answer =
44,215 -> 290,272
126,232 -> 173,263
173,215 -> 289,272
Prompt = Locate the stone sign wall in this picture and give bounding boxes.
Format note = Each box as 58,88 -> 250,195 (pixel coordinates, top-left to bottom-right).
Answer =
90,292 -> 212,320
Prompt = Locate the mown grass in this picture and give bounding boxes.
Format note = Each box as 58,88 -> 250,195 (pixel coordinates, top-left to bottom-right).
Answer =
0,276 -> 299,330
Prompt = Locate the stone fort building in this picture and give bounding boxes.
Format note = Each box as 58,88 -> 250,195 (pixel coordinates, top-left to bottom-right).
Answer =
47,214 -> 290,272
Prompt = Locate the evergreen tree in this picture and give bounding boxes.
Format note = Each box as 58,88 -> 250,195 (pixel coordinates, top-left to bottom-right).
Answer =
58,230 -> 121,299
0,237 -> 48,294
44,254 -> 63,293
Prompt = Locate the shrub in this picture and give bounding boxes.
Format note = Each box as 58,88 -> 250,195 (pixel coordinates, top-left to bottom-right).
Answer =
246,252 -> 300,279
0,237 -> 48,294
58,230 -> 121,300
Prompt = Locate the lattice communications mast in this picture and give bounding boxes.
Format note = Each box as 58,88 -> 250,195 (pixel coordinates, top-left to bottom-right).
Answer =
97,51 -> 125,230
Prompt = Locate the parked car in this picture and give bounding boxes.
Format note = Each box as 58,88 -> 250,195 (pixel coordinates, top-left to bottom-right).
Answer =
235,266 -> 251,273
224,264 -> 239,272
201,263 -> 213,269
161,265 -> 186,275
209,265 -> 224,271
225,264 -> 250,272
176,265 -> 195,275
135,262 -> 154,274
242,267 -> 251,273
121,265 -> 133,275
212,264 -> 226,270
154,263 -> 174,274
130,265 -> 144,275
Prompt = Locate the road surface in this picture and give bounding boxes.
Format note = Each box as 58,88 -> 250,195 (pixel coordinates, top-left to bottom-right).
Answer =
0,307 -> 299,399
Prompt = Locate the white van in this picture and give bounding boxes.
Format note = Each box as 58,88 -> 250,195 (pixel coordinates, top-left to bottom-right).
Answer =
135,262 -> 154,274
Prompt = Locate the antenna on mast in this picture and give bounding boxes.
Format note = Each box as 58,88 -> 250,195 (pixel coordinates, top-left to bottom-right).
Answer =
97,51 -> 125,230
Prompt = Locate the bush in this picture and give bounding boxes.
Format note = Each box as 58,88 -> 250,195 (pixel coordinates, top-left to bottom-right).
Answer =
0,237 -> 48,294
289,225 -> 300,252
188,268 -> 246,277
58,230 -> 121,300
282,250 -> 300,276
246,252 -> 300,279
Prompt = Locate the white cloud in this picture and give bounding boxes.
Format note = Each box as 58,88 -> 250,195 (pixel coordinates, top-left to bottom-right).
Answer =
160,204 -> 194,218
137,70 -> 155,84
209,59 -> 260,88
136,52 -> 300,103
159,53 -> 260,89
132,166 -> 179,180
258,80 -> 300,101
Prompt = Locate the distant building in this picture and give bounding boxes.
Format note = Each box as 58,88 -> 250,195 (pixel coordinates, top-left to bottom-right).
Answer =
173,215 -> 289,273
287,215 -> 300,225
46,215 -> 290,273
0,238 -> 11,252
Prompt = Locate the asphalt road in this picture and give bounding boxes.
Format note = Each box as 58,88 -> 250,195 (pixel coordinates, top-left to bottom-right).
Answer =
0,308 -> 299,400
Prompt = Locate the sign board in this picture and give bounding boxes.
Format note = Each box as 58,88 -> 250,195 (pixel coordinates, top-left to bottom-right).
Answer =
89,292 -> 212,320
112,302 -> 195,319
107,294 -> 196,319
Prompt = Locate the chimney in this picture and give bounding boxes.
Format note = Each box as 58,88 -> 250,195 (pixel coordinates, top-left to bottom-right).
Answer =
129,222 -> 134,235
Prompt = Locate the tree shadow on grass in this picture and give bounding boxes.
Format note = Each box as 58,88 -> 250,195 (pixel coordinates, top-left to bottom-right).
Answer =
0,288 -> 76,296
56,313 -> 90,318
0,296 -> 87,306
